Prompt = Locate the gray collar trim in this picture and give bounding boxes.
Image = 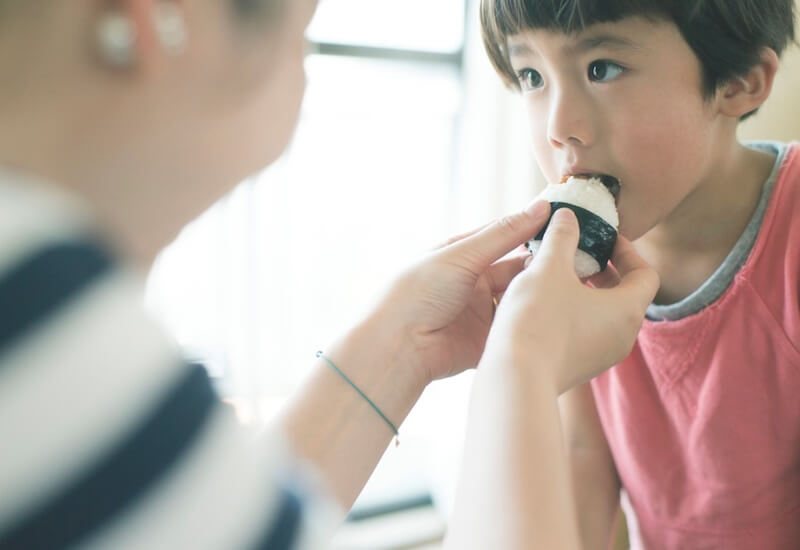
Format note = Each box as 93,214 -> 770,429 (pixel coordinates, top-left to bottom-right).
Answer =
646,141 -> 788,322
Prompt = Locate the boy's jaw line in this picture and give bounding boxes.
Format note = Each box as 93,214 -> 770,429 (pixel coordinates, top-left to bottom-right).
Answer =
634,144 -> 774,253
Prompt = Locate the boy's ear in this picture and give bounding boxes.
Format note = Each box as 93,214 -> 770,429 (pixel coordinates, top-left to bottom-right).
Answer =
717,47 -> 780,118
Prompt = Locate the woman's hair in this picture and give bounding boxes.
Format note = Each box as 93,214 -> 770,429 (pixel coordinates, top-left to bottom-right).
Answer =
0,1 -> 287,24
232,0 -> 287,27
232,0 -> 286,17
480,0 -> 796,99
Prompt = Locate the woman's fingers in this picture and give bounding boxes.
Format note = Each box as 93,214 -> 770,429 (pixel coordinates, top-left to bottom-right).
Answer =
531,207 -> 580,272
433,221 -> 491,250
588,237 -> 656,292
443,200 -> 550,272
610,236 -> 649,277
586,264 -> 621,289
615,265 -> 660,309
485,253 -> 530,295
607,238 -> 660,312
586,236 -> 634,289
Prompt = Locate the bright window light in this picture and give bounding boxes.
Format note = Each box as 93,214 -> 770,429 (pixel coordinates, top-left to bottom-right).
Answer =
308,0 -> 465,53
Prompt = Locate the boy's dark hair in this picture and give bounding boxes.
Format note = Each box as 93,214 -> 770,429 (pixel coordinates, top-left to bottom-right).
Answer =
481,0 -> 796,115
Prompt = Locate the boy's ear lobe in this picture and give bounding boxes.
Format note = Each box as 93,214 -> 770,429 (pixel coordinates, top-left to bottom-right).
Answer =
718,48 -> 780,118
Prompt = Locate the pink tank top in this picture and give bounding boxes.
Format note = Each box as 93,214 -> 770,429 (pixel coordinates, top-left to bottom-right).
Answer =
591,143 -> 800,549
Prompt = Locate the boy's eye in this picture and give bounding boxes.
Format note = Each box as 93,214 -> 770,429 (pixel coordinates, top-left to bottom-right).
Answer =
588,60 -> 624,82
517,68 -> 544,91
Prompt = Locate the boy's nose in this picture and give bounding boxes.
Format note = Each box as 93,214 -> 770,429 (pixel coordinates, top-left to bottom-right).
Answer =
546,90 -> 595,149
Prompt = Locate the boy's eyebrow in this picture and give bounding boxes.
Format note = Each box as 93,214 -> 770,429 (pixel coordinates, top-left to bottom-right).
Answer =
567,34 -> 644,55
507,34 -> 644,60
508,42 -> 533,58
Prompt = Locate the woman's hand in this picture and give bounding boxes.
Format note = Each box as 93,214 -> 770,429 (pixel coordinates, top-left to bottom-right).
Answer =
371,200 -> 552,384
282,200 -> 553,508
486,208 -> 660,393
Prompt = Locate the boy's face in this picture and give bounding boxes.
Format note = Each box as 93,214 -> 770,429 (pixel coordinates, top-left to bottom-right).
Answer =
508,17 -> 722,240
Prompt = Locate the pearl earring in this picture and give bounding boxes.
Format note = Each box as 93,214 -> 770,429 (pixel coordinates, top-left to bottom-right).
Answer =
153,3 -> 188,56
95,2 -> 188,68
95,10 -> 137,67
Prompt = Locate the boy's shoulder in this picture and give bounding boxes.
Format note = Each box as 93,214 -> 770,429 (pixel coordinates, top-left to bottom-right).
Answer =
781,141 -> 800,181
746,140 -> 800,196
744,140 -> 800,314
767,141 -> 800,218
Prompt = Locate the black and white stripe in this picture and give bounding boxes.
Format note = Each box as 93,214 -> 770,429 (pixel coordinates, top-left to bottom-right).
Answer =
0,174 -> 340,549
251,484 -> 304,550
0,241 -> 113,356
0,363 -> 216,549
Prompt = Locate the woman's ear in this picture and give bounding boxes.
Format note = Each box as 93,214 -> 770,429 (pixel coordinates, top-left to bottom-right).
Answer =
718,47 -> 780,118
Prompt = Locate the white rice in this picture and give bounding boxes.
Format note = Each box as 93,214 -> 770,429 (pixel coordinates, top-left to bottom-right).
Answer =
537,176 -> 618,229
530,176 -> 619,278
527,240 -> 601,278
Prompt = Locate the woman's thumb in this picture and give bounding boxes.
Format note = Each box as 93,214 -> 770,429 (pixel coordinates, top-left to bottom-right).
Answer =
532,207 -> 580,269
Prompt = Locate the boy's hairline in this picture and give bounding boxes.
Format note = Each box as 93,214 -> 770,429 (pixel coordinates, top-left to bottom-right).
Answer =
487,13 -> 669,86
482,1 -> 797,121
491,14 -> 789,92
507,33 -> 648,61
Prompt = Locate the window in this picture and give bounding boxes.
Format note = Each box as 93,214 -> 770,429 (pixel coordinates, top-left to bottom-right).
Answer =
148,0 -> 469,410
146,1 -> 538,540
308,0 -> 465,54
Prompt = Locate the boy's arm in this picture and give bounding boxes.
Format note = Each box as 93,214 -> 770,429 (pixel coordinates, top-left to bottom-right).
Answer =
559,383 -> 621,550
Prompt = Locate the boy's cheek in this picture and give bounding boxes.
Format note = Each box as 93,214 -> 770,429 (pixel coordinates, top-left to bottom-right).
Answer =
529,142 -> 559,181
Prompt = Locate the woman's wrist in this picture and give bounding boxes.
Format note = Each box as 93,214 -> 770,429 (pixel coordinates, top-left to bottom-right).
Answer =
279,310 -> 430,508
479,334 -> 564,394
322,311 -> 430,432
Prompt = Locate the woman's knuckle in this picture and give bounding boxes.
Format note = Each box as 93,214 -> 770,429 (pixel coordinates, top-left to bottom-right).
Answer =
497,213 -> 522,235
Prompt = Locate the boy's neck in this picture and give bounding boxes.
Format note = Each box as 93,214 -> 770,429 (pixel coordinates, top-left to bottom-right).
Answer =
633,142 -> 777,305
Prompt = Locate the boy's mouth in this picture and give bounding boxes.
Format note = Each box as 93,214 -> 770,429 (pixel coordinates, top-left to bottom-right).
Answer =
562,173 -> 621,201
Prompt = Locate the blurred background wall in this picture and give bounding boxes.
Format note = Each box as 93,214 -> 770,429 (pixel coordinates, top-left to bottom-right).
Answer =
739,4 -> 800,142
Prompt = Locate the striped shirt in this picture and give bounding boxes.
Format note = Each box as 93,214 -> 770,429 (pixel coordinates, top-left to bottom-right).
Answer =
0,168 -> 340,549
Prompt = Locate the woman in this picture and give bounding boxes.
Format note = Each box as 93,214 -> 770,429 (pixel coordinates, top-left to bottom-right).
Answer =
0,1 -> 658,548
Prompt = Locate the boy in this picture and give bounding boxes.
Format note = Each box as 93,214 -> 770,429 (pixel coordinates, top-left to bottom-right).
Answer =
480,1 -> 799,548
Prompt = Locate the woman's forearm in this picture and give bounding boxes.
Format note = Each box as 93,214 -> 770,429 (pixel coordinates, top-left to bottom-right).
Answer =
276,313 -> 428,510
560,384 -> 622,550
444,346 -> 582,550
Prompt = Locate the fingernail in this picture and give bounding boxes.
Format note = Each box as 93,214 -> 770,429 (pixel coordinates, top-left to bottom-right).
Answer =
524,199 -> 549,218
